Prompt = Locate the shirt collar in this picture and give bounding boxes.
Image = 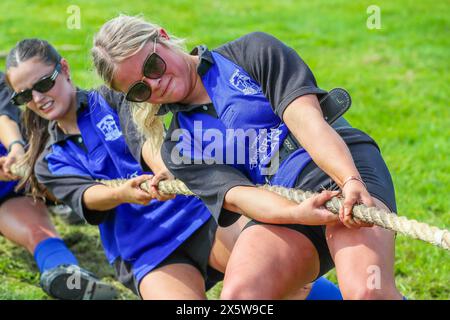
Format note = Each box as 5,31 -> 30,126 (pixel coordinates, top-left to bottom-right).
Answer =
156,45 -> 214,116
47,88 -> 89,146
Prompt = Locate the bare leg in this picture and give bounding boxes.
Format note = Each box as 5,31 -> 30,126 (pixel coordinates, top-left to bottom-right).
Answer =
326,197 -> 402,300
139,263 -> 207,300
211,217 -> 316,299
0,197 -> 58,253
208,216 -> 249,273
220,224 -> 320,299
284,283 -> 313,300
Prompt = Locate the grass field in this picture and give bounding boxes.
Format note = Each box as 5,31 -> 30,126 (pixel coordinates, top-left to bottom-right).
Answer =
0,0 -> 448,300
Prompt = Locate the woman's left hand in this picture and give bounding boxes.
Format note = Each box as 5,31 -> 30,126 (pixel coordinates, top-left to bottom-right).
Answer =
149,170 -> 177,201
340,180 -> 374,229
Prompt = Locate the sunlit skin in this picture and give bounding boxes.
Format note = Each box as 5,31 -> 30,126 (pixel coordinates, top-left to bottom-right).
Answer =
7,58 -> 79,134
113,29 -> 211,106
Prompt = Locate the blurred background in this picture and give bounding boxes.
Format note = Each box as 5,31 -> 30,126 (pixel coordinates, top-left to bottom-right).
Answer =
0,0 -> 448,299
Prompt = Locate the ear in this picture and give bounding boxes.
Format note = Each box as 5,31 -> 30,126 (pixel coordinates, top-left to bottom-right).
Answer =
158,28 -> 170,40
60,58 -> 71,80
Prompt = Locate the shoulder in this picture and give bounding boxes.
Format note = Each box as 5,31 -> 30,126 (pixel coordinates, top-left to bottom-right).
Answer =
216,32 -> 286,56
214,32 -> 296,70
220,32 -> 281,49
94,86 -> 126,110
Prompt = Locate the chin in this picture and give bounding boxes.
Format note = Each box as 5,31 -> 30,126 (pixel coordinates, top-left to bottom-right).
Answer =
40,113 -> 55,121
41,110 -> 60,121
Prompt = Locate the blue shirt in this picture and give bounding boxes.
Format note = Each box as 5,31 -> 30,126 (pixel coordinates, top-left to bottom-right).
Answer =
35,88 -> 212,276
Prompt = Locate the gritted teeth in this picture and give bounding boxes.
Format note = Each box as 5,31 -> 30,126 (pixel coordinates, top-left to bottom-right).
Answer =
40,101 -> 53,110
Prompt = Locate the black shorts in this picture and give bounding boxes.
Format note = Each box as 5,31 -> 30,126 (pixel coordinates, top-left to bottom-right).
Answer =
112,216 -> 223,297
245,139 -> 397,280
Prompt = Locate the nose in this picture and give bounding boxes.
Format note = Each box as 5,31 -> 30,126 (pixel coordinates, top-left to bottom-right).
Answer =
142,77 -> 162,94
31,90 -> 46,105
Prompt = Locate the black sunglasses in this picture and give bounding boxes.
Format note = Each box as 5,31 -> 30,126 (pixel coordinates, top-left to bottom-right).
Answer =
125,37 -> 167,103
10,63 -> 61,106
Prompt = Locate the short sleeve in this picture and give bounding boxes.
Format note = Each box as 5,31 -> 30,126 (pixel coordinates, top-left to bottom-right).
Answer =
35,147 -> 112,225
214,32 -> 328,119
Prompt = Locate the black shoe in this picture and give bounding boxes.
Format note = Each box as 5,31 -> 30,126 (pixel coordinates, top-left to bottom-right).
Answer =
40,264 -> 117,300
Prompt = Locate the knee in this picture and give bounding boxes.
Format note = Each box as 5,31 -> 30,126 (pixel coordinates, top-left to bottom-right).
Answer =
220,278 -> 270,300
221,276 -> 278,300
220,281 -> 255,300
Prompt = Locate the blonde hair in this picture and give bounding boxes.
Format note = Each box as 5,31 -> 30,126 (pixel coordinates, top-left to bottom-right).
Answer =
92,14 -> 187,154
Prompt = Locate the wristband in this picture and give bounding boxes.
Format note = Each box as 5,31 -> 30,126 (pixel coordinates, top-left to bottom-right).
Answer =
341,175 -> 366,189
7,140 -> 26,153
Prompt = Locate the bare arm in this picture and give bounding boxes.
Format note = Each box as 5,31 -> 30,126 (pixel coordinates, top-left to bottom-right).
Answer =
283,95 -> 359,185
82,174 -> 154,211
224,185 -> 339,226
282,94 -> 374,228
0,115 -> 23,148
142,139 -> 168,174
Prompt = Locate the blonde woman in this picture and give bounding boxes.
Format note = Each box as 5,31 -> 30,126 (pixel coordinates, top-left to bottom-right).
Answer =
92,15 -> 403,300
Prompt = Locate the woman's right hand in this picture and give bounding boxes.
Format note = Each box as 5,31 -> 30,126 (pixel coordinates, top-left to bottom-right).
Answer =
0,156 -> 20,181
0,157 -> 12,181
292,190 -> 340,225
0,144 -> 24,181
115,174 -> 155,205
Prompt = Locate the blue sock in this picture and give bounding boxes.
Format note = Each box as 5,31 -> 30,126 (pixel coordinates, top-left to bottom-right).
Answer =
306,277 -> 343,300
33,237 -> 79,273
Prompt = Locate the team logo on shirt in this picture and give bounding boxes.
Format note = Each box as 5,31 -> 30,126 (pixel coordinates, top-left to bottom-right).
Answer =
229,69 -> 262,95
96,115 -> 122,141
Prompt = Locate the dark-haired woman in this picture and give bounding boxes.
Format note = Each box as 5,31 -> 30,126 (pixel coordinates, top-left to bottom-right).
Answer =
0,72 -> 117,300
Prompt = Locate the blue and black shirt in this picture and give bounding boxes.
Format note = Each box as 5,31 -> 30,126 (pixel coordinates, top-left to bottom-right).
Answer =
35,87 -> 212,281
160,32 -> 377,227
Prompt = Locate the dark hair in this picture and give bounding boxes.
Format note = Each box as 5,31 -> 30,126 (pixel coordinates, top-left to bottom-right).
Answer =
6,39 -> 61,199
6,38 -> 61,69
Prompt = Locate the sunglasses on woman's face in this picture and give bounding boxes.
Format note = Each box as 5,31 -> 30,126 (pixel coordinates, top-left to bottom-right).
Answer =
10,63 -> 61,106
125,37 -> 167,103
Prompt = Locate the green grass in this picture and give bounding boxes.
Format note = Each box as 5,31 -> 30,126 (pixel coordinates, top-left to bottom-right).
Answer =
0,0 -> 448,299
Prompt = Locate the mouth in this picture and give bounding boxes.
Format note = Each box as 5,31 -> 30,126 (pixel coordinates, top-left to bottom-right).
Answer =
39,101 -> 54,113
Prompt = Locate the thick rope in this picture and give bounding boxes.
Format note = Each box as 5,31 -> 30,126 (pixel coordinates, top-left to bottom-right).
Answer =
100,178 -> 450,251
10,163 -> 29,178
10,164 -> 449,251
